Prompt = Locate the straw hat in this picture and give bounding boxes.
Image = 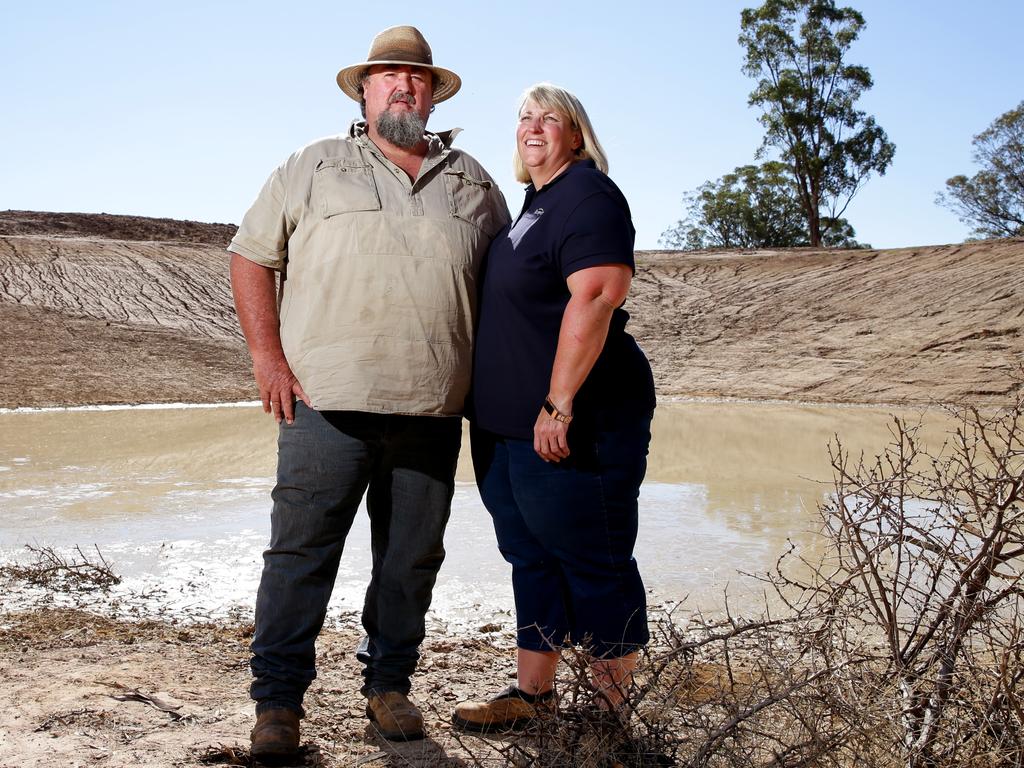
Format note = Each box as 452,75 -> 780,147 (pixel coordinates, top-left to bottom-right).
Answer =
336,26 -> 461,104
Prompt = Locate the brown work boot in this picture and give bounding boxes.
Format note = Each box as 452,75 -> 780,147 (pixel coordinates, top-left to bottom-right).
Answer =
452,685 -> 556,733
250,707 -> 301,765
365,691 -> 425,741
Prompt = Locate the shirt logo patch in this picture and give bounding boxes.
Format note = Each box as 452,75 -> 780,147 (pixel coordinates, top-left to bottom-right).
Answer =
508,207 -> 544,249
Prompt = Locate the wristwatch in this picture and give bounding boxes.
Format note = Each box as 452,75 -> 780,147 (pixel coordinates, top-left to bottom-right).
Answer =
543,397 -> 573,424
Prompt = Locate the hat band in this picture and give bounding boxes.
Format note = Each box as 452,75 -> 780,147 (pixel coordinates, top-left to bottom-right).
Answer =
370,47 -> 433,66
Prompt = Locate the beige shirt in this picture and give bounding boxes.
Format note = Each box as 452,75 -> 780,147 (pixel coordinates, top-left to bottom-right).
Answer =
229,121 -> 510,415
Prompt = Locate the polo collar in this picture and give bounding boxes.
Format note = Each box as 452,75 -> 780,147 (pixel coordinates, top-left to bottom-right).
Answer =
524,156 -> 598,196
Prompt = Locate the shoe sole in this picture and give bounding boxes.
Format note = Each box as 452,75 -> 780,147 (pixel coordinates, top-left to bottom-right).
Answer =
365,706 -> 425,742
250,746 -> 301,767
450,712 -> 536,734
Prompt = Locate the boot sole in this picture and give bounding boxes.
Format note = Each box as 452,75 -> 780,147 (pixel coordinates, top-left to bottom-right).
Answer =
250,745 -> 301,766
451,712 -> 536,734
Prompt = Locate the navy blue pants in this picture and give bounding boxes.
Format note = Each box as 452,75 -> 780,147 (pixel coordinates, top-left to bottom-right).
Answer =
471,415 -> 652,658
250,403 -> 461,713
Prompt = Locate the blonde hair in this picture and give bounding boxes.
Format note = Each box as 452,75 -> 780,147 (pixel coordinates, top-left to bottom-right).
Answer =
512,83 -> 609,183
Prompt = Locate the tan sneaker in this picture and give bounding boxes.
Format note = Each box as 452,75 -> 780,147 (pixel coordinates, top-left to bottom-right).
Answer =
452,685 -> 555,733
250,707 -> 301,765
365,691 -> 425,741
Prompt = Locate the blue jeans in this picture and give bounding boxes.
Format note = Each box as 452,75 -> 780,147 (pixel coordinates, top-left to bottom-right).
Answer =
471,414 -> 652,659
250,403 -> 461,713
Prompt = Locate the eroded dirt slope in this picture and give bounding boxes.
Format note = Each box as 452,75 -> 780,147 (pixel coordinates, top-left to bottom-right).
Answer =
0,214 -> 254,409
0,209 -> 235,244
630,239 -> 1024,406
1,210 -> 1022,408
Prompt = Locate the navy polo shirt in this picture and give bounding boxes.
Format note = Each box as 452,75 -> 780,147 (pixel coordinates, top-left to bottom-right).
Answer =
471,160 -> 656,440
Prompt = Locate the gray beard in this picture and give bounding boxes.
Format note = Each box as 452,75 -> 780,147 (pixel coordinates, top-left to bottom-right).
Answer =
376,109 -> 426,149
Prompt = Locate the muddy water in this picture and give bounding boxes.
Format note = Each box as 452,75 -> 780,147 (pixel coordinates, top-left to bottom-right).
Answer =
0,401 -> 953,625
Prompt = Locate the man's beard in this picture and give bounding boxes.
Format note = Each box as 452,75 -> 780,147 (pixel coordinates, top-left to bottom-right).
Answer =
376,108 -> 426,149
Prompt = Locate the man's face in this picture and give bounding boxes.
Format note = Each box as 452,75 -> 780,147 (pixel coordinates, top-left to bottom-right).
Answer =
363,64 -> 434,149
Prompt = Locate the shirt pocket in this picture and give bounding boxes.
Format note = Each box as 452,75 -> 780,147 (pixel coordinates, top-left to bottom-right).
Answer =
444,170 -> 501,237
312,158 -> 381,218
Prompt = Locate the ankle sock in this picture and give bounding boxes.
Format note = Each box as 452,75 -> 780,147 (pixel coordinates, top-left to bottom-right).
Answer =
514,686 -> 554,703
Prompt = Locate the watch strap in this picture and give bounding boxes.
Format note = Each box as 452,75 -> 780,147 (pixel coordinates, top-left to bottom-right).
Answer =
543,397 -> 573,424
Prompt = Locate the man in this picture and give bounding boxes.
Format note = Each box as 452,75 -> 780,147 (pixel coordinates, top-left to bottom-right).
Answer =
228,25 -> 509,761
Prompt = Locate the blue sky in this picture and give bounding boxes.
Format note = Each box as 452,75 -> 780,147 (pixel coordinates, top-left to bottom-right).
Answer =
1,1 -> 1020,249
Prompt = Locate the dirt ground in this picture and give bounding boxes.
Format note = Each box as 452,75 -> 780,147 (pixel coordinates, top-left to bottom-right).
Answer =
3,211 -> 1024,766
0,605 -> 521,768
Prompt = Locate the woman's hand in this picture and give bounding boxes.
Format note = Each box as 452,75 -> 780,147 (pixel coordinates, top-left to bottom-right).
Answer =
534,402 -> 571,462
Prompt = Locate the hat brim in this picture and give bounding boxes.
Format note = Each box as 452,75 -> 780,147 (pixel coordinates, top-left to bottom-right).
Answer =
336,61 -> 462,104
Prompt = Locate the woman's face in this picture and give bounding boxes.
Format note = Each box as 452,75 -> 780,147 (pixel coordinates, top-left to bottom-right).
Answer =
516,98 -> 581,186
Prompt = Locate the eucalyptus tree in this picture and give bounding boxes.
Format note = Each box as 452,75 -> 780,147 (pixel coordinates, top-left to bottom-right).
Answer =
937,100 -> 1024,239
660,161 -> 860,250
739,0 -> 895,246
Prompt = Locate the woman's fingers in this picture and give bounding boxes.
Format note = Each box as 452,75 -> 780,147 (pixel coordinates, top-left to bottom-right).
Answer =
534,408 -> 571,462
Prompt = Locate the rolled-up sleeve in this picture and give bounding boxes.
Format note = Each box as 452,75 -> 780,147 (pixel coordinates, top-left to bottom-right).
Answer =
228,164 -> 292,271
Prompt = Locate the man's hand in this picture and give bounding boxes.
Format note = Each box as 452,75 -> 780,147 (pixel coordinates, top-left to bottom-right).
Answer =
253,353 -> 310,424
229,253 -> 311,424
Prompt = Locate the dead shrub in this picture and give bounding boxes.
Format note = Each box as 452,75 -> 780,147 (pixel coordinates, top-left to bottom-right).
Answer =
453,397 -> 1023,767
0,543 -> 120,592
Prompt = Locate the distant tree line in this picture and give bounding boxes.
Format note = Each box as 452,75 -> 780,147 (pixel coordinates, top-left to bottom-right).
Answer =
662,0 -> 1022,250
660,161 -> 859,250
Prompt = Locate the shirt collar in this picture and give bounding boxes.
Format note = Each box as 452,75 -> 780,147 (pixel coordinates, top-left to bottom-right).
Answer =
524,157 -> 596,196
349,119 -> 461,158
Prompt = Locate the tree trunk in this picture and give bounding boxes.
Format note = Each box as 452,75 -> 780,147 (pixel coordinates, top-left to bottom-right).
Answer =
809,178 -> 822,247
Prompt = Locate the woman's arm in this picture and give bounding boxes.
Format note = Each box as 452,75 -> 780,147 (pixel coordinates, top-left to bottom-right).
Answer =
534,263 -> 633,462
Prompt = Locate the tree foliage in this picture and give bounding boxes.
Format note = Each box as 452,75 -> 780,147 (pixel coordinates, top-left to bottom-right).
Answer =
660,161 -> 860,250
740,0 -> 895,246
937,101 -> 1024,239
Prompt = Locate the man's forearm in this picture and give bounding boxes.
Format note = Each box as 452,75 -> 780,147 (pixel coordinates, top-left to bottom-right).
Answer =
230,252 -> 309,422
229,253 -> 285,363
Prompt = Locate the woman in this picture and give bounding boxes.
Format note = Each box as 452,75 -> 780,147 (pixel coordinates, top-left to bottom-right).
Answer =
453,83 -> 656,732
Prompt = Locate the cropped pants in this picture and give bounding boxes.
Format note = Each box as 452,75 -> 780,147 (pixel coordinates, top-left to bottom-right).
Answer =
471,414 -> 652,659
